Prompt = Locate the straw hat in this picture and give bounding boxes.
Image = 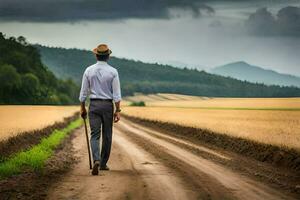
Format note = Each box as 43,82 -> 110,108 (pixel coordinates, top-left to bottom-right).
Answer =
92,44 -> 112,55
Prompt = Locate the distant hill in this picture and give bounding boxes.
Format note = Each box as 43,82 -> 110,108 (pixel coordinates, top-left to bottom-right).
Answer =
0,33 -> 79,104
210,61 -> 300,87
36,45 -> 300,97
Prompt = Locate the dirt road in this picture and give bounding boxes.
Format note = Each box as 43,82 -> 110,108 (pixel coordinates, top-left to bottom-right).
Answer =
47,119 -> 298,200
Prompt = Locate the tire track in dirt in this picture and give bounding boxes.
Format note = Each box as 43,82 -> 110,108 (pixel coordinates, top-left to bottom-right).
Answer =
116,119 -> 297,200
47,127 -> 194,200
47,120 -> 297,200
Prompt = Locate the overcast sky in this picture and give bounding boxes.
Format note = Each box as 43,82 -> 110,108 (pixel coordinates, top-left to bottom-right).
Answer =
0,0 -> 300,75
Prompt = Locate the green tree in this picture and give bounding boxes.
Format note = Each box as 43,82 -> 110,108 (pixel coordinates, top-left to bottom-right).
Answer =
0,64 -> 21,103
20,73 -> 41,104
0,33 -> 80,105
36,45 -> 300,98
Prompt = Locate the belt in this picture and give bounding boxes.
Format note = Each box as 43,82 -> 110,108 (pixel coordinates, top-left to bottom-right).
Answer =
90,98 -> 113,102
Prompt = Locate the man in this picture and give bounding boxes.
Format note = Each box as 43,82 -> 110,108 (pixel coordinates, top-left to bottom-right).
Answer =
79,44 -> 121,175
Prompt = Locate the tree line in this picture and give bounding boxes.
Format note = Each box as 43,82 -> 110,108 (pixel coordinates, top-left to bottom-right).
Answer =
0,33 -> 79,104
37,45 -> 300,98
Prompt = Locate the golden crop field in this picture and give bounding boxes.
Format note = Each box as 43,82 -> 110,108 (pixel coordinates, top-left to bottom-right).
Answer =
124,93 -> 204,102
125,93 -> 300,110
123,93 -> 204,104
124,95 -> 300,150
0,106 -> 78,141
147,98 -> 300,110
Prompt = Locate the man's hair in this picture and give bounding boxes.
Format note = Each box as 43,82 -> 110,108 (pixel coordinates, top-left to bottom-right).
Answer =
96,54 -> 110,61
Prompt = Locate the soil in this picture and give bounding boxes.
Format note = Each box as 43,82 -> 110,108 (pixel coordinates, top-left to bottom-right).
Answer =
46,118 -> 299,199
124,115 -> 300,172
0,113 -> 79,161
1,117 -> 299,199
0,126 -> 79,200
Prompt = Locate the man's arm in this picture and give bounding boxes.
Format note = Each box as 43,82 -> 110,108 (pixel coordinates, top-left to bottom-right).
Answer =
81,102 -> 87,119
112,71 -> 122,123
114,101 -> 121,123
79,72 -> 89,119
115,101 -> 121,112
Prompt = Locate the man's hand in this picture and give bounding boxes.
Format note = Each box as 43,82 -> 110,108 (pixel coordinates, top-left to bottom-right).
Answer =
81,107 -> 87,119
114,112 -> 121,123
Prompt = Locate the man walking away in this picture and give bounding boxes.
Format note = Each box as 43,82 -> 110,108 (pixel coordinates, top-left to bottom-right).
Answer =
79,44 -> 122,175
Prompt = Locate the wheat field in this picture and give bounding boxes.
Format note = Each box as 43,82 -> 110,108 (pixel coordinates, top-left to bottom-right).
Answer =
125,93 -> 300,110
124,95 -> 300,150
0,106 -> 78,141
123,93 -> 203,104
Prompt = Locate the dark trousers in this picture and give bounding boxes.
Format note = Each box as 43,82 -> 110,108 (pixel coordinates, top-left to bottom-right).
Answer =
88,100 -> 113,167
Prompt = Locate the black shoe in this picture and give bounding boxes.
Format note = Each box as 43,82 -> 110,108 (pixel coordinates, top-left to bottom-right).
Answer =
92,161 -> 100,175
100,165 -> 110,170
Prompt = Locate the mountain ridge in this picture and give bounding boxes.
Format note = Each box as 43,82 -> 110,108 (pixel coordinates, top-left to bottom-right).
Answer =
36,45 -> 300,97
210,61 -> 300,87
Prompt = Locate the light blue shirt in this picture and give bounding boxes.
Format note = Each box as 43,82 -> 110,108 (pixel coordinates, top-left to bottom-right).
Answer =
79,61 -> 121,102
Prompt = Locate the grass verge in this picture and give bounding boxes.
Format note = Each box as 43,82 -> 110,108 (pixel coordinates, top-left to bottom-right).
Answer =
0,118 -> 82,179
0,113 -> 79,160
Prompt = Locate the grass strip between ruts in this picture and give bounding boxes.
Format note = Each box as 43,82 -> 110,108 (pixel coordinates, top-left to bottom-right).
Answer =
0,118 -> 82,179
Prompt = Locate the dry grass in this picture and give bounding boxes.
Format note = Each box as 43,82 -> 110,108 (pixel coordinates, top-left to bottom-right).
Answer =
0,106 -> 78,141
123,93 -> 204,104
124,95 -> 300,151
125,93 -> 300,109
146,97 -> 300,109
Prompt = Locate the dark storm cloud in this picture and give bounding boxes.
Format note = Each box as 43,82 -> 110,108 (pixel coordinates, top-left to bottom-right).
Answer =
0,0 -> 215,22
246,6 -> 300,36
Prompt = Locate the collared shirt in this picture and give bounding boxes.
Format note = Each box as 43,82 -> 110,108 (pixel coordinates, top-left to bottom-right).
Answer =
79,61 -> 121,102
